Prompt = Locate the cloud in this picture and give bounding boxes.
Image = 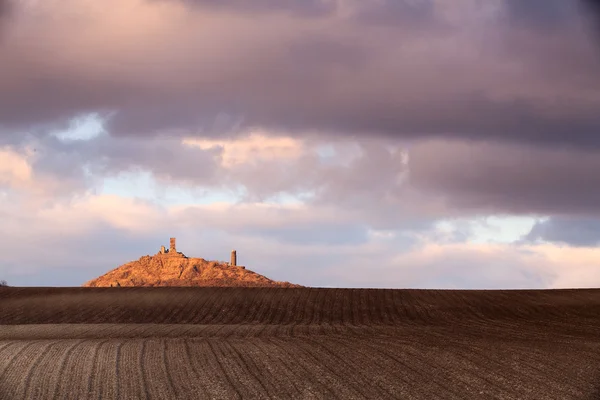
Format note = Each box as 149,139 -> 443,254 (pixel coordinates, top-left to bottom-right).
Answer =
150,0 -> 337,17
4,186 -> 600,289
0,191 -> 378,285
344,242 -> 555,289
2,150 -> 600,290
0,143 -> 95,201
352,0 -> 436,26
504,0 -> 579,30
17,124 -> 600,227
0,146 -> 32,189
1,0 -> 600,289
10,124 -> 600,228
523,217 -> 600,247
579,0 -> 600,43
183,132 -> 304,168
408,139 -> 600,216
0,0 -> 12,40
174,202 -> 372,246
327,240 -> 600,289
6,128 -> 223,199
0,0 -> 598,150
17,123 -> 448,230
0,0 -> 10,19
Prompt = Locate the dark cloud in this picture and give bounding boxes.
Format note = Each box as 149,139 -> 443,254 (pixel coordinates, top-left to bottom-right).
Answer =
78,134 -> 221,184
579,0 -> 600,41
0,0 -> 9,18
505,0 -> 579,30
0,0 -> 598,150
32,73 -> 600,150
149,0 -> 336,17
408,140 -> 600,216
0,0 -> 12,36
8,132 -> 223,199
352,0 -> 436,27
523,217 -> 600,246
151,0 -> 437,22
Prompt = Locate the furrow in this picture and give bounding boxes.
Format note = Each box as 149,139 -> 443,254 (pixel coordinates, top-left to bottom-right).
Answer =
159,338 -> 206,398
79,339 -> 110,399
88,340 -> 122,400
327,335 -> 420,398
252,288 -> 277,325
0,341 -> 39,399
305,335 -> 399,399
3,340 -> 60,400
458,341 -> 590,399
140,339 -> 178,399
161,290 -> 193,323
185,288 -> 218,324
357,289 -> 371,325
283,288 -> 305,326
265,337 -> 340,398
210,290 -> 238,326
308,289 -> 326,325
269,289 -> 288,325
181,339 -> 211,398
226,339 -> 275,397
188,338 -> 242,398
51,339 -> 103,400
0,341 -> 33,379
351,338 -> 469,400
241,288 -> 268,324
123,339 -> 149,400
244,338 -> 308,397
212,339 -> 269,398
282,337 -> 371,399
230,288 -> 263,324
39,339 -> 87,400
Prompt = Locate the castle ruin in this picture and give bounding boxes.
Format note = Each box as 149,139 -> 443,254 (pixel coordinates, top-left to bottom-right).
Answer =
157,238 -> 243,267
159,237 -> 185,258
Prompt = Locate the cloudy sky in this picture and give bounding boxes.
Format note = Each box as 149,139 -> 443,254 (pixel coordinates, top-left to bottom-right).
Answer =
1,0 -> 600,288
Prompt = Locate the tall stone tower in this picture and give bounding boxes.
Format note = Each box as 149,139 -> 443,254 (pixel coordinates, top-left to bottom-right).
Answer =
230,250 -> 237,266
170,238 -> 176,253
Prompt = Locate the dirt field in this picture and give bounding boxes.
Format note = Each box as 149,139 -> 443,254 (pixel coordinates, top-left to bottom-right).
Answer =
1,287 -> 600,399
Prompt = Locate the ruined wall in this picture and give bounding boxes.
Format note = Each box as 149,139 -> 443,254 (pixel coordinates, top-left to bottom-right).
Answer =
158,238 -> 185,257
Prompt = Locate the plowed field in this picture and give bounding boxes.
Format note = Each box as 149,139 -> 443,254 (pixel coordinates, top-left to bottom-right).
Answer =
1,287 -> 600,399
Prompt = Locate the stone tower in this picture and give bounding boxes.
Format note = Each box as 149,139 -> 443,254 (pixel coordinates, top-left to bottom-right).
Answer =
170,238 -> 176,253
230,250 -> 237,266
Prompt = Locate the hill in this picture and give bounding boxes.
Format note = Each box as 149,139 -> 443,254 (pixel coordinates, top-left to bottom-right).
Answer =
82,254 -> 299,288
83,238 -> 299,288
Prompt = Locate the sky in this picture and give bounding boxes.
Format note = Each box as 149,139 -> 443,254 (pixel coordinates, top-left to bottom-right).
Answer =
1,0 -> 600,288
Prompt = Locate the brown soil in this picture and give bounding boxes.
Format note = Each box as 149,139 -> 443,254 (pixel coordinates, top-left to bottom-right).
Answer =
1,287 -> 600,399
82,254 -> 300,288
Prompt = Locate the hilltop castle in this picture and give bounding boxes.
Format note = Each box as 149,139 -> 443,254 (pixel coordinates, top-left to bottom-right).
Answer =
158,238 -> 238,266
158,237 -> 186,258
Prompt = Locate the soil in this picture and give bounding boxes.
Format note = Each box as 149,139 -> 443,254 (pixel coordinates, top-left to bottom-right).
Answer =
1,287 -> 600,399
